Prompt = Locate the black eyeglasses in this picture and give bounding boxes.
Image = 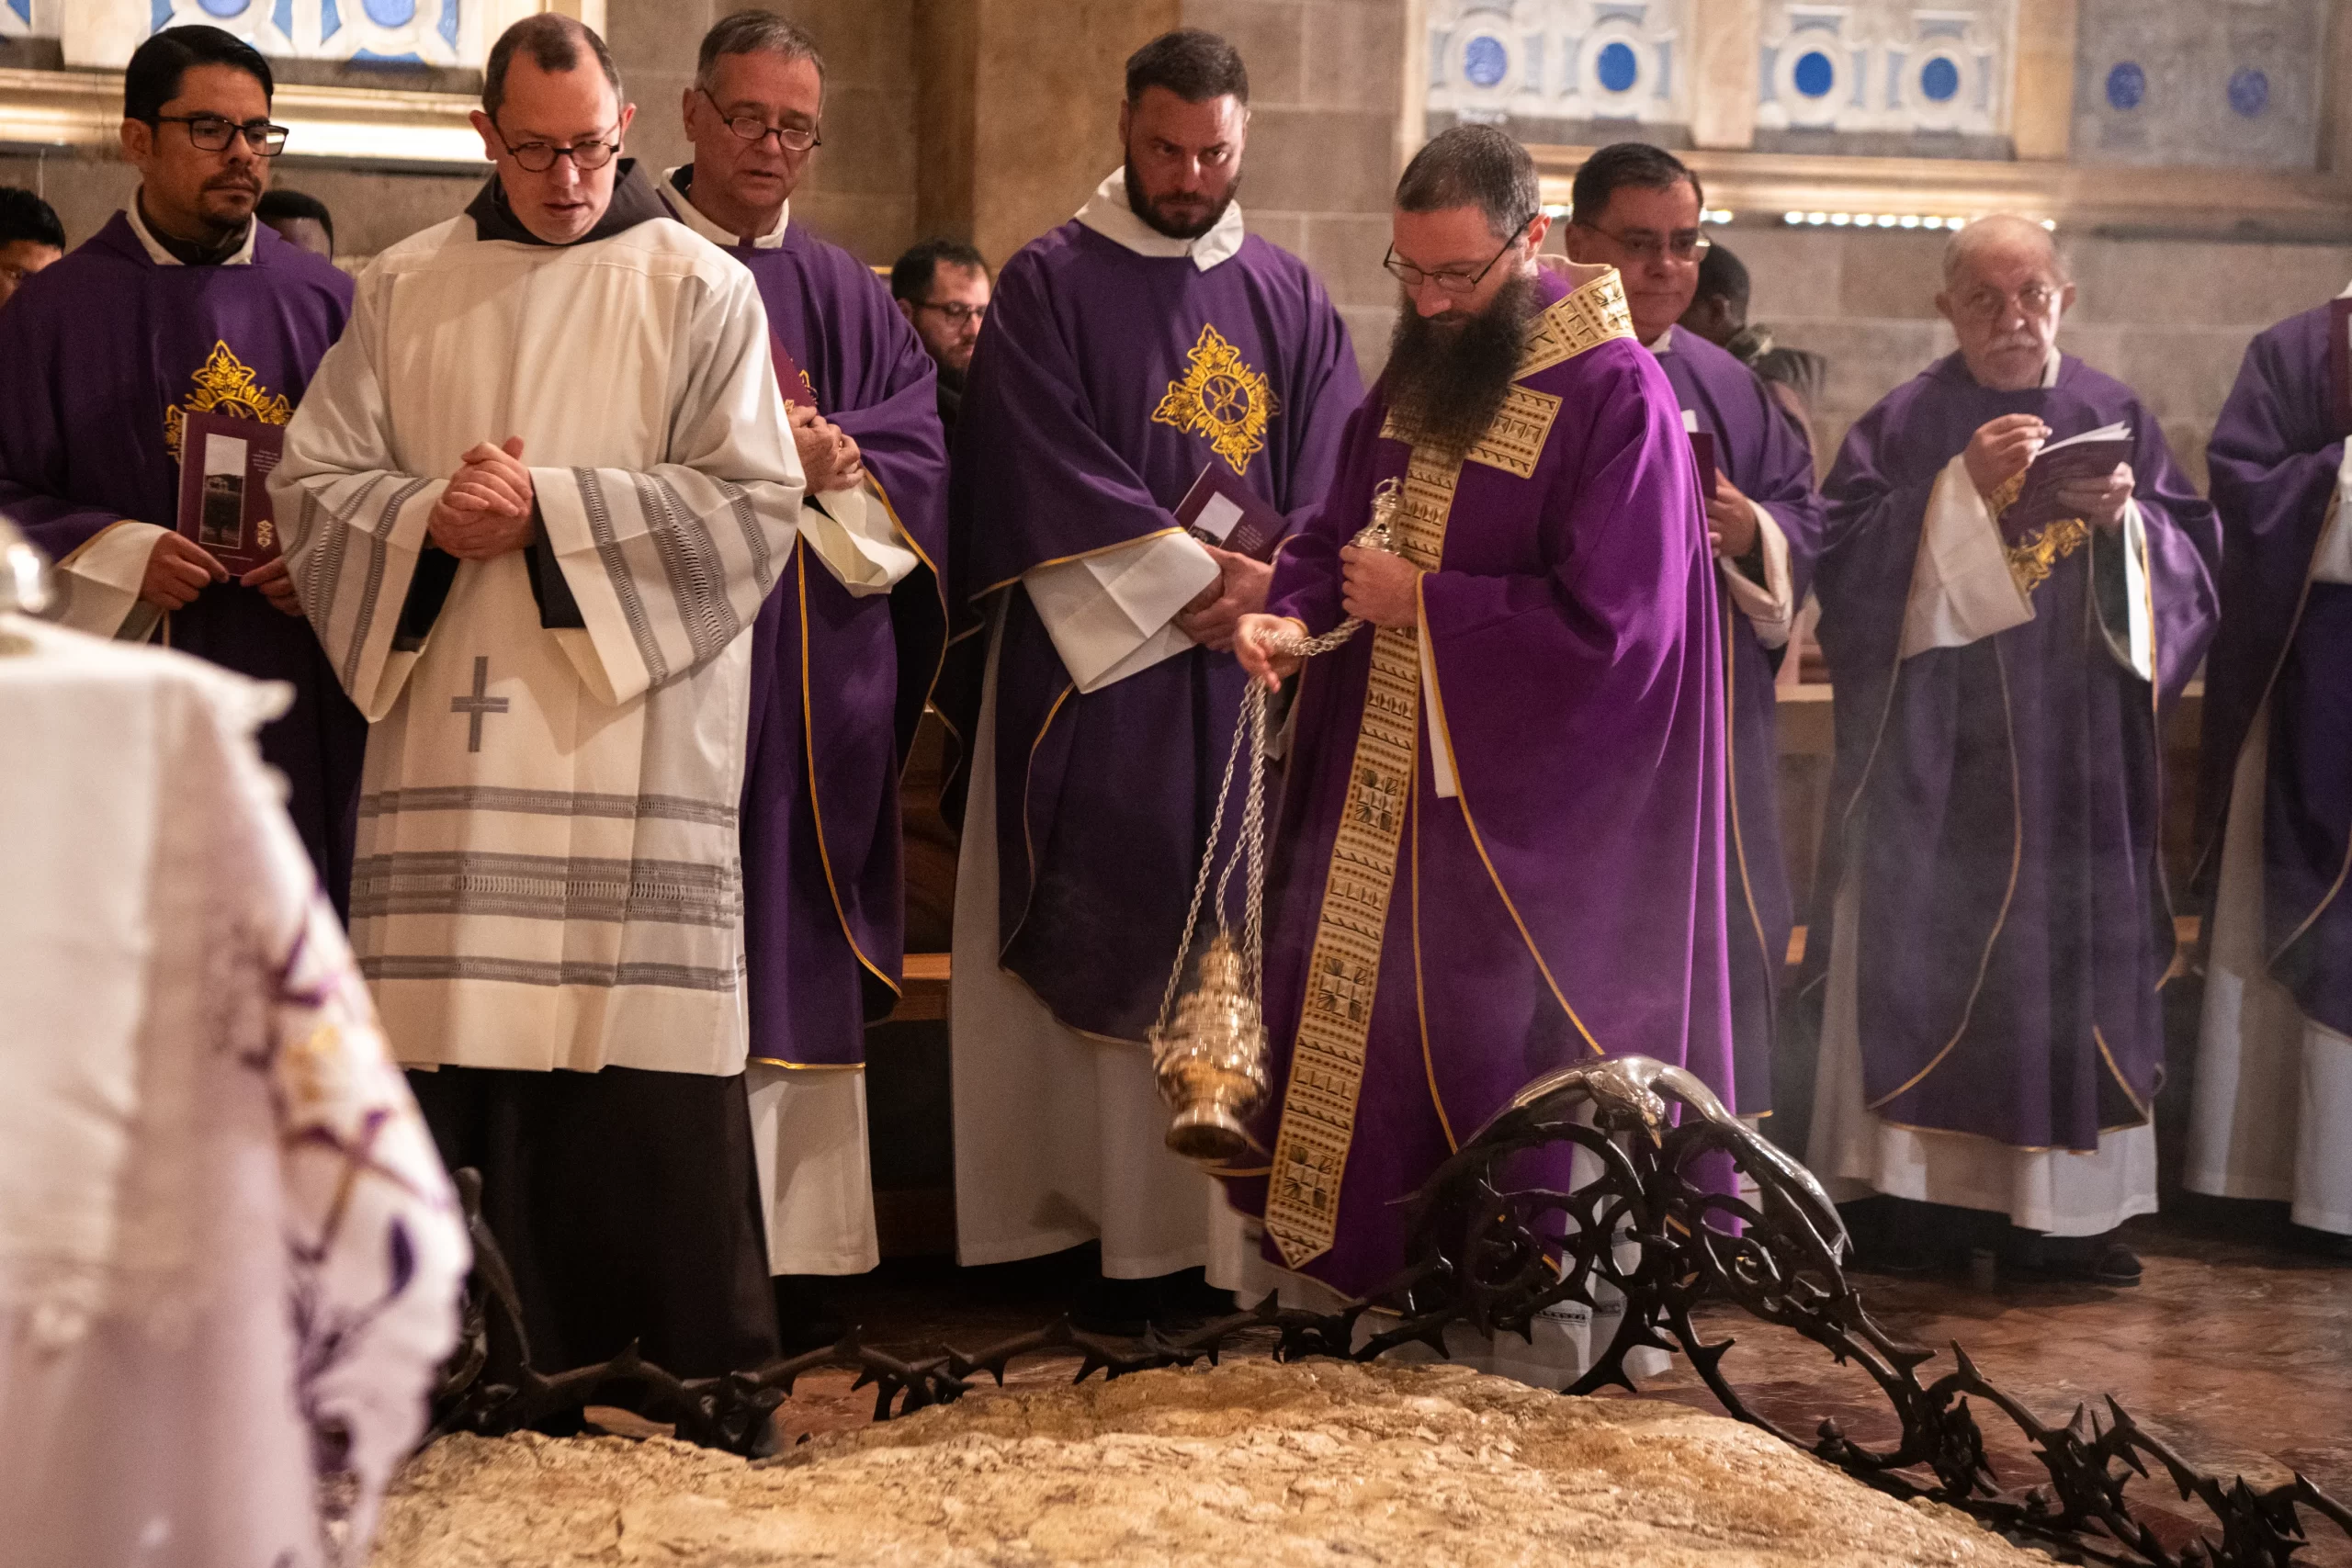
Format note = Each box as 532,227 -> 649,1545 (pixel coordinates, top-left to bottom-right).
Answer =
151,114 -> 289,156
915,299 -> 985,325
491,120 -> 623,173
698,89 -> 820,153
1383,214 -> 1537,295
1571,219 -> 1711,264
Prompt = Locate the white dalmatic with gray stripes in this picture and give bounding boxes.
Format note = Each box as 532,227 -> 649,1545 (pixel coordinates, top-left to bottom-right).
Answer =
272,211 -> 806,1077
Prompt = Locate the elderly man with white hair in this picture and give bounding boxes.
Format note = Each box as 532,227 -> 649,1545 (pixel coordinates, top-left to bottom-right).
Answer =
1804,215 -> 2220,1283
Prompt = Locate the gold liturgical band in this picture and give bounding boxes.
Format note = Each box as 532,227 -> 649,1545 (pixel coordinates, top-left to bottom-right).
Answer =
1261,271 -> 1636,1270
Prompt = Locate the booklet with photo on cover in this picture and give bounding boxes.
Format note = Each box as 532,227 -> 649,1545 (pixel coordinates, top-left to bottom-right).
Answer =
175,409 -> 285,573
1173,462 -> 1287,563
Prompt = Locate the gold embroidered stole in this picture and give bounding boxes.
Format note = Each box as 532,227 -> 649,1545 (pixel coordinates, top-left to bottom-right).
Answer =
1261,269 -> 1635,1269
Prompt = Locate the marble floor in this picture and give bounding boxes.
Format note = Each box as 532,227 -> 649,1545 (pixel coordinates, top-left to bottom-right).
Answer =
614,1206 -> 2349,1566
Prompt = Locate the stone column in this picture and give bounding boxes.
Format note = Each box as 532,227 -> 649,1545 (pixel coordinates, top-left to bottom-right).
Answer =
2011,0 -> 2079,162
1688,0 -> 1759,152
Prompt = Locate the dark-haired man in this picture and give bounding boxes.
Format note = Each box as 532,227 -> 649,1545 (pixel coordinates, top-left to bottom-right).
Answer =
948,27 -> 1362,1330
1562,142 -> 1820,1127
255,186 -> 334,259
275,14 -> 805,1382
891,238 -> 990,432
0,186 -> 64,307
663,9 -> 950,1337
1224,124 -> 1731,1313
0,26 -> 365,910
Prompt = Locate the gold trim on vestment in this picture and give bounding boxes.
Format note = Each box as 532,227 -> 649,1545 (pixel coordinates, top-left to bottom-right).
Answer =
2093,1024 -> 2154,1124
1722,592 -> 1780,1041
1261,272 -> 1633,1270
1409,756 -> 1457,1153
798,547 -> 902,998
750,1057 -> 867,1070
2005,516 -> 2090,595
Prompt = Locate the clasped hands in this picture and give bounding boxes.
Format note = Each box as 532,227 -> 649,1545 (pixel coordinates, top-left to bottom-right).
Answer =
1232,543 -> 1419,692
428,436 -> 537,559
1964,413 -> 2134,531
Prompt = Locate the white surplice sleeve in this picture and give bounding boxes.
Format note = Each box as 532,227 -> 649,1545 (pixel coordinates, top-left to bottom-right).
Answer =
46,521 -> 168,642
1719,500 -> 1795,649
1899,451 -> 2035,659
1023,530 -> 1221,693
799,479 -> 919,597
530,265 -> 805,707
273,266 -> 447,723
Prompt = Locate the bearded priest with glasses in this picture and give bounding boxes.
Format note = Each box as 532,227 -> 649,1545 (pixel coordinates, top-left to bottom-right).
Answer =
274,16 -> 807,1390
0,26 -> 366,912
1223,126 -> 1736,1315
1803,217 -> 2219,1284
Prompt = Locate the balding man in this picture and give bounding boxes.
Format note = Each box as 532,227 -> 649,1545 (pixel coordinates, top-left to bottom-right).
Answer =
1806,216 -> 2218,1283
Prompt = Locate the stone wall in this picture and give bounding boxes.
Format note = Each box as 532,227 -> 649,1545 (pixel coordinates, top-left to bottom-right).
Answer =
1726,223 -> 2352,487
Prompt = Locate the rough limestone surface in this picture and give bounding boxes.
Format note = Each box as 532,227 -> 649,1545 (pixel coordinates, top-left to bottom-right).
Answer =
369,1359 -> 2050,1567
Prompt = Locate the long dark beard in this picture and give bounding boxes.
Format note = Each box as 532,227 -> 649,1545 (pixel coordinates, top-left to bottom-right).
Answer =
1381,271 -> 1539,454
1123,161 -> 1239,241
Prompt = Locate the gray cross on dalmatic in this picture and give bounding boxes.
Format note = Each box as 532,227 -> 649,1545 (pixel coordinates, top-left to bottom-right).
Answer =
450,655 -> 510,752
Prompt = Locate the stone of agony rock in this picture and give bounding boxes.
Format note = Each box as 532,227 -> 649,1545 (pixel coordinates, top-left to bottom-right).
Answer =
369,1359 -> 2052,1567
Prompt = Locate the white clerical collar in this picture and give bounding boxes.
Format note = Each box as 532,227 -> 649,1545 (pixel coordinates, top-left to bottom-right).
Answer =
1073,167 -> 1245,272
1645,322 -> 1677,355
2040,346 -> 2061,389
662,165 -> 790,250
125,195 -> 256,266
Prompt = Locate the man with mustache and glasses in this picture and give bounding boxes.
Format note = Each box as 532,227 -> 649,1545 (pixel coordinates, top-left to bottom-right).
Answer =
661,10 -> 950,1347
1220,126 -> 1734,1330
947,28 -> 1361,1334
0,25 -> 364,912
1561,142 -> 1822,1135
275,15 -> 806,1393
1805,217 -> 2219,1284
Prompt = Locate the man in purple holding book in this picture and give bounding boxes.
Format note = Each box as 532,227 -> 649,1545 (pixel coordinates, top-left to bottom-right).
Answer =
1227,125 -> 1734,1315
0,26 -> 362,912
2185,288 -> 2352,1258
663,9 -> 951,1338
947,28 -> 1362,1331
1805,216 -> 2219,1282
1561,142 -> 1823,1127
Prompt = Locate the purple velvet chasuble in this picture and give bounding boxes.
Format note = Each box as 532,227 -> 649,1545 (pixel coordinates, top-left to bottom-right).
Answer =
1657,331 -> 1823,1112
0,214 -> 363,913
950,220 -> 1362,1042
673,177 -> 952,1068
1811,353 -> 2220,1152
2201,305 -> 2352,1033
1218,268 -> 1737,1297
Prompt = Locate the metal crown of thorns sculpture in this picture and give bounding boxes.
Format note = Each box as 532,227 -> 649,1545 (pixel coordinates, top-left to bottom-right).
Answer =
1147,476 -> 1403,1164
431,1057 -> 2352,1568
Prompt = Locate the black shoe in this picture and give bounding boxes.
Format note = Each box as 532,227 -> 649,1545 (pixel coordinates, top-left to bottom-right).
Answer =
1151,1267 -> 1238,1327
2007,1231 -> 2143,1285
2286,1224 -> 2352,1262
773,1274 -> 848,1353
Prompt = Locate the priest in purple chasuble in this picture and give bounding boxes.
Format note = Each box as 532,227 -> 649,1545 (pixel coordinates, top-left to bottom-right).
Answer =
946,30 -> 1362,1326
0,28 -> 366,914
2185,291 -> 2352,1252
1804,217 -> 2219,1281
662,13 -> 951,1311
274,20 -> 804,1380
1559,143 -> 1823,1121
1225,126 -> 1736,1309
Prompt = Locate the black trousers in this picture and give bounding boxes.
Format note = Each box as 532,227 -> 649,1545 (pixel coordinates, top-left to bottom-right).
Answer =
409,1064 -> 780,1381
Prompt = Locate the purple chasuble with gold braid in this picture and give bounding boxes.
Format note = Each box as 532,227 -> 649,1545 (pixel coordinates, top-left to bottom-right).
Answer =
0,213 -> 363,913
698,197 -> 951,1069
950,220 -> 1361,1042
1218,267 -> 1737,1297
1656,331 -> 1823,1113
1810,353 -> 2219,1151
2201,306 -> 2352,1032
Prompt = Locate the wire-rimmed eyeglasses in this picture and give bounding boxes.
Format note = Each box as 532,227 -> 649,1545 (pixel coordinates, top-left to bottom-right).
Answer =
1571,219 -> 1712,265
698,89 -> 820,153
1382,214 -> 1537,295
